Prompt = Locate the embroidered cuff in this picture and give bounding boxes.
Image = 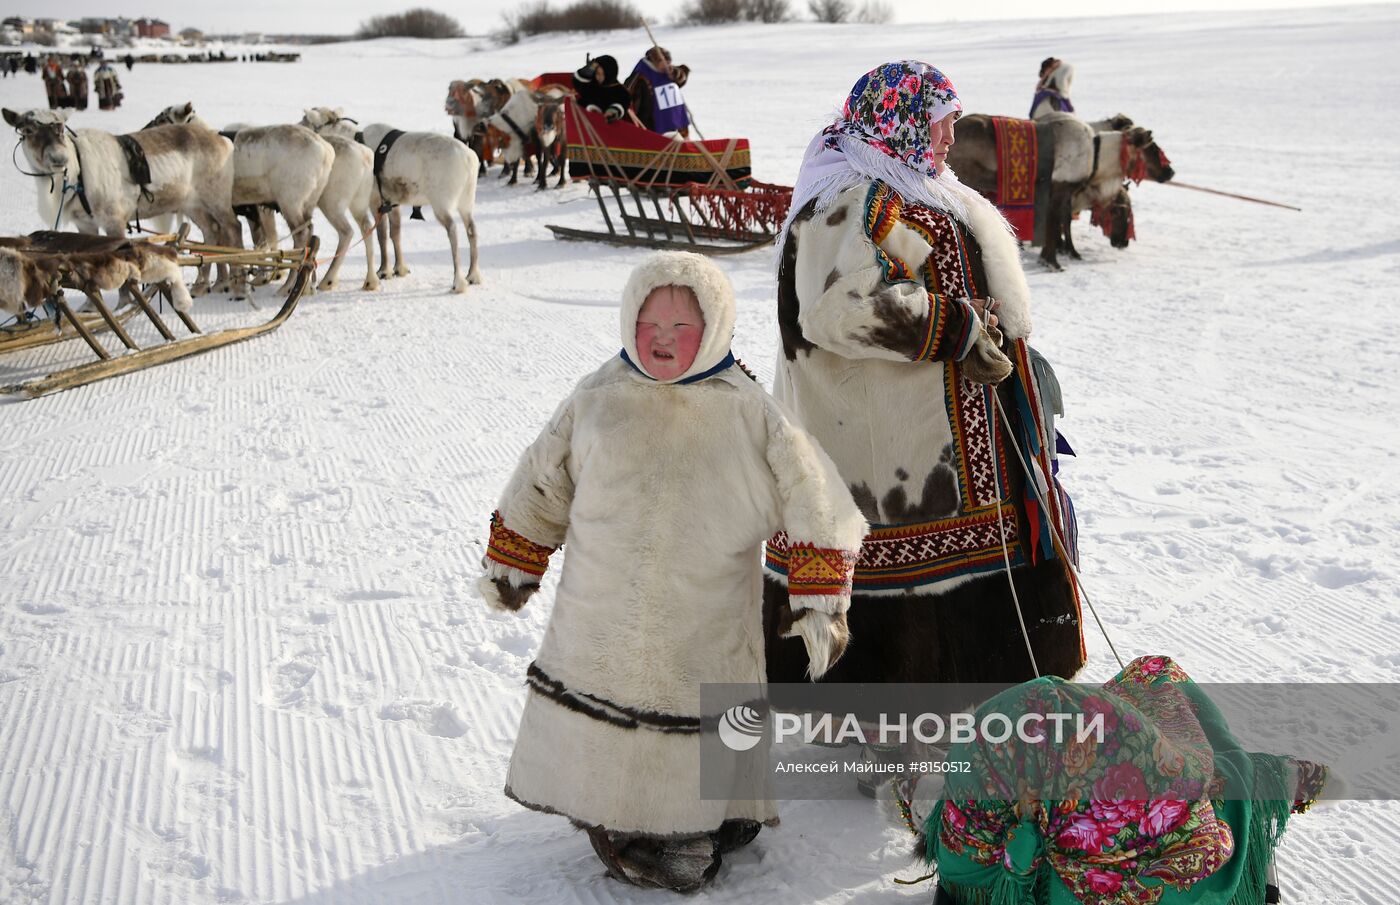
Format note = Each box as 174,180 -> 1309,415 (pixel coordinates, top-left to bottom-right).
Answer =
485,510 -> 555,578
917,296 -> 978,363
784,542 -> 857,598
950,298 -> 981,362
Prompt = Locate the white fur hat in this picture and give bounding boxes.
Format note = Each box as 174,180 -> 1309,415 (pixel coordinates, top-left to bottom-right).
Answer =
620,251 -> 736,383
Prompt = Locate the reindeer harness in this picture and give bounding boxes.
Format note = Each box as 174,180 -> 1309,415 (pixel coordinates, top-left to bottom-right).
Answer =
12,124 -> 94,227
365,129 -> 424,220
114,133 -> 157,233
497,110 -> 532,149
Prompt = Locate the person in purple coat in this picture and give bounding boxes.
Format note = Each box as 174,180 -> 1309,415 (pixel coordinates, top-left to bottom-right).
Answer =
625,46 -> 691,137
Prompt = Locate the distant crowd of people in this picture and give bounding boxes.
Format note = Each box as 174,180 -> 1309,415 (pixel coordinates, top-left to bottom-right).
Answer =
2,51 -> 130,111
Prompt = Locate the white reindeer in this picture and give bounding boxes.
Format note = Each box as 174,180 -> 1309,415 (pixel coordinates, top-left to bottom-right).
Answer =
303,107 -> 482,294
299,108 -> 378,292
487,88 -> 567,189
146,103 -> 334,296
4,106 -> 246,298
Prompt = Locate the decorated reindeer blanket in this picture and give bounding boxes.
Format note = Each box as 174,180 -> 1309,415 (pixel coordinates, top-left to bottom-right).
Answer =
990,116 -> 1038,242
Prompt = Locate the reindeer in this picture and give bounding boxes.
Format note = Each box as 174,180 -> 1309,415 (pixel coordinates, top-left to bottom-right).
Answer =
948,113 -> 1172,270
1060,125 -> 1171,260
4,107 -> 246,298
302,107 -> 482,294
487,87 -> 567,189
299,107 -> 377,292
145,103 -> 334,296
446,79 -> 484,146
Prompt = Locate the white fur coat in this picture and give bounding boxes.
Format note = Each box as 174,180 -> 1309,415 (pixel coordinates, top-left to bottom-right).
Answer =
484,253 -> 866,836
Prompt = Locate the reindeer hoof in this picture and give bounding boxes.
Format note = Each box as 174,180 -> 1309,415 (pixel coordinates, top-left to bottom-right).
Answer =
394,265 -> 410,277
452,279 -> 468,295
377,268 -> 391,280
190,283 -> 210,298
363,277 -> 380,292
468,269 -> 483,285
317,277 -> 337,292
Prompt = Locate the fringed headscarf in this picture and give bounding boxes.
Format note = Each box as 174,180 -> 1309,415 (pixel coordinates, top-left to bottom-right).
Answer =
777,60 -> 979,257
924,655 -> 1330,905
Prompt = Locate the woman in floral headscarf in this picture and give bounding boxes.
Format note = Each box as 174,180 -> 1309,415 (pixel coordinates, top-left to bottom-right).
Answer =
763,61 -> 1085,702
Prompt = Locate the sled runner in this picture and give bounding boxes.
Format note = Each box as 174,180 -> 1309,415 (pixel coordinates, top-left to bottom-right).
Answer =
536,72 -> 794,255
0,231 -> 316,399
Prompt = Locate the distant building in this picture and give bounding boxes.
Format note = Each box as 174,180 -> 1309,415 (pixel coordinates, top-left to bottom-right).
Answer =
179,27 -> 204,43
134,18 -> 170,38
2,17 -> 35,38
76,17 -> 110,35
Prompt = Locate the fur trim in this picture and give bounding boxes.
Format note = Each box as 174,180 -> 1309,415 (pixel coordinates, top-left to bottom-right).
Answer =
507,688 -> 777,835
782,609 -> 850,680
957,185 -> 1032,339
477,570 -> 537,612
786,592 -> 850,617
620,251 -> 736,383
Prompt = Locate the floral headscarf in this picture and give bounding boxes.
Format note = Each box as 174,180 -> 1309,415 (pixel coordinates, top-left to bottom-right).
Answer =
821,61 -> 962,180
776,60 -> 979,259
924,656 -> 1328,905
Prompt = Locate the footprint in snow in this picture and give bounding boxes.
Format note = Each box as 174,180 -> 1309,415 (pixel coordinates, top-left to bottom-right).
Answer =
17,602 -> 65,615
378,700 -> 468,738
1246,614 -> 1287,635
1313,564 -> 1373,589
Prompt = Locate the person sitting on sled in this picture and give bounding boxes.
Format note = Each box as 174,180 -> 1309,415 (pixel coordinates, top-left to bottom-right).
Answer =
480,251 -> 867,892
894,655 -> 1345,905
572,53 -> 633,123
625,46 -> 692,137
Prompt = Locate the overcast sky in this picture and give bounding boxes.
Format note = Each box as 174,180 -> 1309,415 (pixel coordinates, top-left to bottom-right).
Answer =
8,0 -> 1384,35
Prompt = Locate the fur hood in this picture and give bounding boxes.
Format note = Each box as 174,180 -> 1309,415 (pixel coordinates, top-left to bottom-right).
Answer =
620,251 -> 737,383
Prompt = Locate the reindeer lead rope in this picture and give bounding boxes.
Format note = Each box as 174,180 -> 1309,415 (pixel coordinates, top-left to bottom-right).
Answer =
976,306 -> 1127,675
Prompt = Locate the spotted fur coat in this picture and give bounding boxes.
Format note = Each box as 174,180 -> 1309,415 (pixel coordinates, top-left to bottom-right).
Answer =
766,178 -> 1047,597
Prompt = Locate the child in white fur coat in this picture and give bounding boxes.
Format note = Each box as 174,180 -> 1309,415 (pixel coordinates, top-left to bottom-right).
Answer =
480,251 -> 866,891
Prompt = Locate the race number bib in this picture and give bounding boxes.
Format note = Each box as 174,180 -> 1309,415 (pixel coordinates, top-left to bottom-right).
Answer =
653,83 -> 684,111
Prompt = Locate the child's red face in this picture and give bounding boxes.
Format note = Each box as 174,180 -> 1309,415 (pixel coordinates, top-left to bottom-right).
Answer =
635,286 -> 704,380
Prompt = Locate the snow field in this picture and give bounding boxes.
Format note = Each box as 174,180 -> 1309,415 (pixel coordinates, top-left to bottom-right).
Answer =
2,6 -> 1398,903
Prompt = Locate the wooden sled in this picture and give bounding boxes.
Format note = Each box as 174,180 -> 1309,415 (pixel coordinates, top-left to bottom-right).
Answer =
540,80 -> 792,255
1,233 -> 316,399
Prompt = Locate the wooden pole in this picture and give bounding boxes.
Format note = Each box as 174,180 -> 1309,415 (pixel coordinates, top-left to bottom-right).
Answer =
1162,180 -> 1301,212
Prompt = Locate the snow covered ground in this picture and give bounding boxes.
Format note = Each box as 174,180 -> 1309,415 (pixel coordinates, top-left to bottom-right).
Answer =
2,5 -> 1398,903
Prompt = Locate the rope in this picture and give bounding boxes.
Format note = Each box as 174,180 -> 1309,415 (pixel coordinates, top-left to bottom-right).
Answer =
975,307 -> 1127,674
982,350 -> 1042,678
312,205 -> 389,268
990,389 -> 1126,671
12,138 -> 78,229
